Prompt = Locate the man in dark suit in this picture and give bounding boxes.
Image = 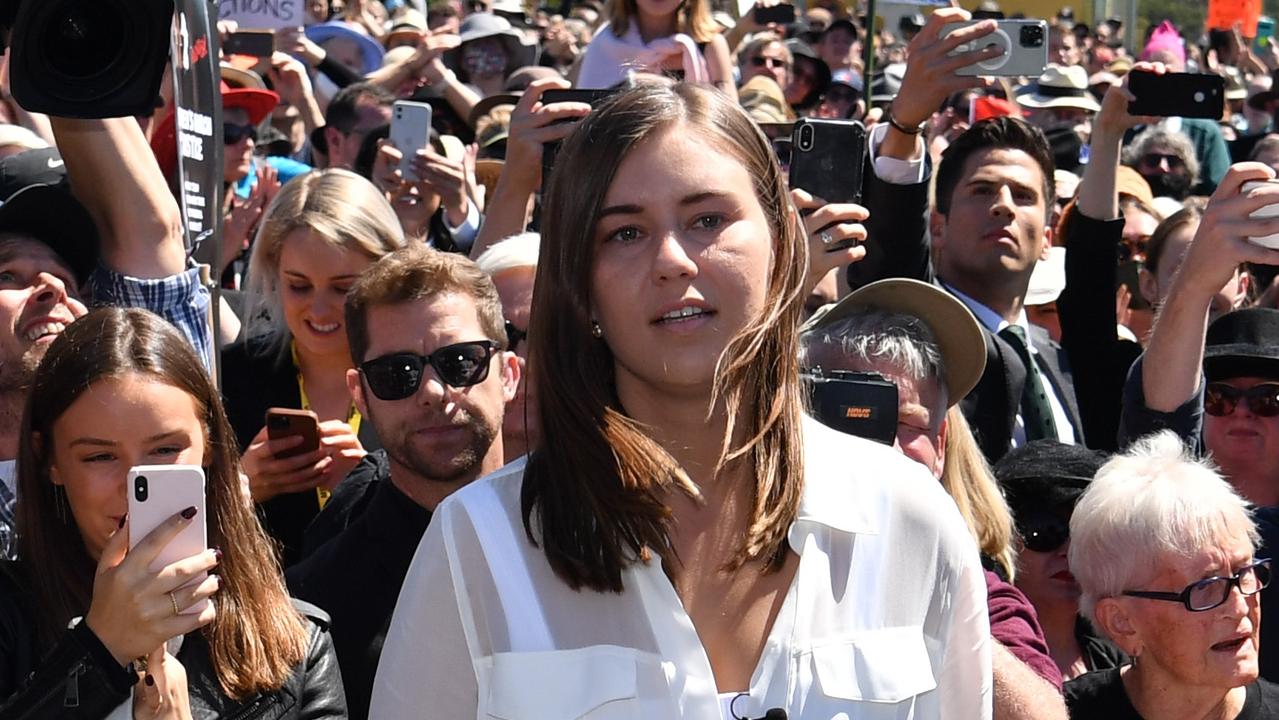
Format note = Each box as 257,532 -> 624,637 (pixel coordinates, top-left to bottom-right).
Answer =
850,7 -> 1083,461
288,246 -> 520,720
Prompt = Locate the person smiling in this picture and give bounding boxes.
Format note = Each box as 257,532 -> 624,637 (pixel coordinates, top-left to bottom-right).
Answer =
370,81 -> 991,718
1065,431 -> 1279,719
0,308 -> 345,718
223,168 -> 405,567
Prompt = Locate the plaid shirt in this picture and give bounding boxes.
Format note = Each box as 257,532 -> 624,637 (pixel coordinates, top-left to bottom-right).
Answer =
90,265 -> 213,374
0,474 -> 13,561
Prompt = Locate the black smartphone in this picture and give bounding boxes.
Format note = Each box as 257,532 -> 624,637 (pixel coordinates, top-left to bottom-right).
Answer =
1127,71 -> 1225,120
754,3 -> 796,25
223,30 -> 275,58
804,369 -> 899,446
540,88 -> 620,180
789,118 -> 866,250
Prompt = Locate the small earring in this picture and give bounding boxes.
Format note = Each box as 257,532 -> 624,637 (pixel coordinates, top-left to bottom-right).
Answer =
591,320 -> 603,338
53,485 -> 68,524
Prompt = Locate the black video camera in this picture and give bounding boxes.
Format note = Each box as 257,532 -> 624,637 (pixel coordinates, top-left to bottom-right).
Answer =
803,368 -> 899,446
3,0 -> 173,118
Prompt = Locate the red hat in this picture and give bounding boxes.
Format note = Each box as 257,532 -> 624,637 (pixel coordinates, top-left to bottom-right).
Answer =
150,82 -> 280,178
220,80 -> 279,125
971,96 -> 1023,122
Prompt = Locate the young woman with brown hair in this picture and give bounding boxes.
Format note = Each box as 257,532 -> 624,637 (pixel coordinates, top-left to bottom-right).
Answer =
0,308 -> 346,719
371,81 -> 991,718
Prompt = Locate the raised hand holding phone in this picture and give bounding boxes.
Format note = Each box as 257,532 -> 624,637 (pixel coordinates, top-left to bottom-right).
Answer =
84,503 -> 220,666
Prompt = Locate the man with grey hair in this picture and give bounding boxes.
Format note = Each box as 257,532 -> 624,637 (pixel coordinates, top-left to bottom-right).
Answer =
474,232 -> 539,460
801,278 -> 1069,720
1123,126 -> 1200,201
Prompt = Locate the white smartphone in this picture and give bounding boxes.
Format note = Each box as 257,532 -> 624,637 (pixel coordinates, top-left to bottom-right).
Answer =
1245,180 -> 1279,249
127,465 -> 209,615
942,19 -> 1049,77
390,100 -> 433,181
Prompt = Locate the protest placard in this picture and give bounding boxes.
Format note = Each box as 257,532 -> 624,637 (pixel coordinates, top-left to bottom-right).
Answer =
219,0 -> 302,30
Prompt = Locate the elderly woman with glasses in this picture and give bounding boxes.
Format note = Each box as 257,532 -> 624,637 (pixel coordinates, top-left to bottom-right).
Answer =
1065,430 -> 1279,718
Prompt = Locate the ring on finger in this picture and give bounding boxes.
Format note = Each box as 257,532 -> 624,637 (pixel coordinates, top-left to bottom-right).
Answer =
170,591 -> 181,616
820,230 -> 834,245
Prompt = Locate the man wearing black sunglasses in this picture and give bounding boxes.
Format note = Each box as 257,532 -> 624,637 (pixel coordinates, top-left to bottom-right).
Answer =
288,246 -> 517,720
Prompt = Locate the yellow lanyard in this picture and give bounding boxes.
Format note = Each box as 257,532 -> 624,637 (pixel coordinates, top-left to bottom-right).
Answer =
291,342 -> 362,509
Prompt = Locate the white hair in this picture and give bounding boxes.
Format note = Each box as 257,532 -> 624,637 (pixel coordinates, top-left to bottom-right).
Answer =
474,232 -> 540,277
1069,431 -> 1259,624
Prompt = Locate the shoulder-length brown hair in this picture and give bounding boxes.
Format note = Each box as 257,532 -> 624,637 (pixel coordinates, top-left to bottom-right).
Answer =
17,308 -> 307,699
606,0 -> 718,44
523,81 -> 808,593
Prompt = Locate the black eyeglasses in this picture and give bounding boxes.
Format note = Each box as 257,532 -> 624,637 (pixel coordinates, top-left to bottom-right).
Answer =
504,321 -> 527,351
1205,383 -> 1279,418
224,122 -> 257,145
359,340 -> 499,400
1123,558 -> 1271,612
1017,510 -> 1071,553
750,56 -> 787,69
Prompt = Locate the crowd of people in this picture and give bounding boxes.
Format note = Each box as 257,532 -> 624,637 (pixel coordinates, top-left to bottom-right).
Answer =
1,0 -> 1279,717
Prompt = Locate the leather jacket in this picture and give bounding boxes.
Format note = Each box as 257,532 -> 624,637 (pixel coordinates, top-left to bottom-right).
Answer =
0,563 -> 348,719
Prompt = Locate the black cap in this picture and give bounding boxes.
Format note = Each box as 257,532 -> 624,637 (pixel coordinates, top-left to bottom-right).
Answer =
899,12 -> 925,31
0,184 -> 99,285
1204,308 -> 1279,381
0,147 -> 66,201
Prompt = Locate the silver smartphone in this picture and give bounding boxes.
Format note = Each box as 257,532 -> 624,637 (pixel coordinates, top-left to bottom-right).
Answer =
389,100 -> 433,181
942,19 -> 1049,77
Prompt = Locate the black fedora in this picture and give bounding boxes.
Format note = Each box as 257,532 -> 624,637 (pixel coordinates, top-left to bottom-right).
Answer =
1204,307 -> 1279,381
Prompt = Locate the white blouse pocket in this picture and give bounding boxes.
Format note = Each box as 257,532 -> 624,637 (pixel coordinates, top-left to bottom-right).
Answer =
811,626 -> 938,703
484,645 -> 641,720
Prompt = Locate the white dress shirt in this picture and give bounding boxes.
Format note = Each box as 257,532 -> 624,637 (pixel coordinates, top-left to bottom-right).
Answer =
370,417 -> 992,719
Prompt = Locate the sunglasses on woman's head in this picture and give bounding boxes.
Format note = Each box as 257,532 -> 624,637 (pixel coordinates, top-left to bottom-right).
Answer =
1205,382 -> 1279,417
1017,511 -> 1070,553
1124,558 -> 1272,612
359,340 -> 499,400
224,123 -> 257,145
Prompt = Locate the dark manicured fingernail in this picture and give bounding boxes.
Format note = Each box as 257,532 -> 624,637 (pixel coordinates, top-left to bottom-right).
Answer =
180,506 -> 197,519
213,547 -> 223,562
118,515 -> 127,529
145,674 -> 155,687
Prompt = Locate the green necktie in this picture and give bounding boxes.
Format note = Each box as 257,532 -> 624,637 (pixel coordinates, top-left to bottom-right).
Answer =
998,325 -> 1059,442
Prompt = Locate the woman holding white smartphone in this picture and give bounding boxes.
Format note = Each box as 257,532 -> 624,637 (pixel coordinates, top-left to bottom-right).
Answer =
0,308 -> 347,719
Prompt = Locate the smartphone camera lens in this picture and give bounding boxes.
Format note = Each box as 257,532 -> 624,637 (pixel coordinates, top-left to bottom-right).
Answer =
134,476 -> 148,502
1020,24 -> 1045,47
797,124 -> 815,152
268,414 -> 288,429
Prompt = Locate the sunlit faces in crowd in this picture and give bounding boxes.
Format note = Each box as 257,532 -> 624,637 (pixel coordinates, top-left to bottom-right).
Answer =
47,374 -> 207,561
0,236 -> 86,393
589,126 -> 775,397
278,228 -> 371,361
350,292 -> 517,484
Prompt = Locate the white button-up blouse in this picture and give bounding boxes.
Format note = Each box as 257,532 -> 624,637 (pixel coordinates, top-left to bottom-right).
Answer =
370,418 -> 993,719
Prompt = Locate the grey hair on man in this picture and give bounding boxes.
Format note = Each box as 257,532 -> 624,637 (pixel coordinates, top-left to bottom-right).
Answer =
801,308 -> 950,418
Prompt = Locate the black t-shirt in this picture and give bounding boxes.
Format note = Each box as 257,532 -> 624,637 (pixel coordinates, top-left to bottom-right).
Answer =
1065,667 -> 1279,719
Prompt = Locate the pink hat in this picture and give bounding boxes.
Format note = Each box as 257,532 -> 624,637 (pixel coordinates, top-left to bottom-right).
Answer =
1140,21 -> 1185,66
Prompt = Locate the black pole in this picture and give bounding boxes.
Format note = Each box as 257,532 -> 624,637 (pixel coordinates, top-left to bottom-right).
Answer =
862,0 -> 877,82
